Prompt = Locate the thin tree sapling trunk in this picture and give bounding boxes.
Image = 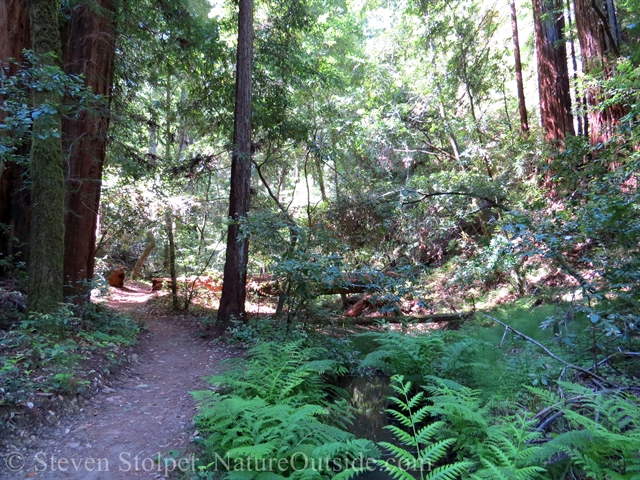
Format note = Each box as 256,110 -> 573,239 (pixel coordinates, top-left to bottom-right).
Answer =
132,230 -> 156,280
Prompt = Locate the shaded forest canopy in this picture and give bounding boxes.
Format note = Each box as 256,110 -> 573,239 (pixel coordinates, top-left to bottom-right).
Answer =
2,0 -> 640,319
2,0 -> 640,476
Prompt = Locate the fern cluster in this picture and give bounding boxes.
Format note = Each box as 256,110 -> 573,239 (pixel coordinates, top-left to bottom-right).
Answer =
192,393 -> 378,480
357,331 -> 491,386
206,341 -> 350,420
415,376 -> 640,479
192,341 -> 378,479
470,416 -> 546,480
529,382 -> 640,479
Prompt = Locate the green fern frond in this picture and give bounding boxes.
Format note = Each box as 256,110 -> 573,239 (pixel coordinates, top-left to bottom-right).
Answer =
414,421 -> 447,445
378,441 -> 419,465
424,462 -> 474,480
385,425 -> 417,446
387,409 -> 415,429
375,459 -> 418,480
379,376 -> 469,480
419,438 -> 456,465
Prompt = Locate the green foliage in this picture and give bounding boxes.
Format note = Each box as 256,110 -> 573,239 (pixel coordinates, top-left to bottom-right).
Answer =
358,331 -> 446,377
357,331 -> 491,386
0,305 -> 139,405
0,52 -> 101,164
421,376 -> 490,458
192,394 -> 378,480
206,341 -> 347,415
192,341 -> 378,479
469,416 -> 546,480
377,375 -> 473,480
529,382 -> 640,479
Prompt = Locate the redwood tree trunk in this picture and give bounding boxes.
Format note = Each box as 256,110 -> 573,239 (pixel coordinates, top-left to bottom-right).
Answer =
532,0 -> 575,141
61,0 -> 116,299
510,0 -> 529,134
216,0 -> 254,334
0,0 -> 32,269
573,0 -> 625,144
27,0 -> 66,313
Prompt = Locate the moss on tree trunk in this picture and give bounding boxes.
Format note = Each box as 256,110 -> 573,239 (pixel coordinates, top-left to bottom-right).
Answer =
27,0 -> 65,313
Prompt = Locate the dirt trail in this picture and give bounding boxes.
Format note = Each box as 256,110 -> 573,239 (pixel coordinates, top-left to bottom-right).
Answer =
2,282 -> 239,479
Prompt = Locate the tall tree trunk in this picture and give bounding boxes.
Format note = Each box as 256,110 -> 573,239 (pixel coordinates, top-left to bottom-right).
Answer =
61,0 -> 116,299
0,0 -> 32,270
165,210 -> 179,310
510,0 -> 529,134
216,0 -> 254,335
573,0 -> 625,144
27,0 -> 65,313
566,0 -> 585,136
532,0 -> 574,141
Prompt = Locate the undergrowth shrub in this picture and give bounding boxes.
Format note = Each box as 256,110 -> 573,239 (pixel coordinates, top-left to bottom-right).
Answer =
0,304 -> 139,404
361,330 -> 640,479
469,415 -> 545,480
192,394 -> 378,480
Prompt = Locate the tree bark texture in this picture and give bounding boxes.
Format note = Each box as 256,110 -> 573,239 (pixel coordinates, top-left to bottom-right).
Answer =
510,0 -> 529,134
0,0 -> 32,269
27,0 -> 65,313
573,0 -> 625,144
217,0 -> 254,334
60,0 -> 116,299
532,0 -> 575,141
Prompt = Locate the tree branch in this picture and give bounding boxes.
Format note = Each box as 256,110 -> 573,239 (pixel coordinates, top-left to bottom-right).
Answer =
482,313 -> 618,387
402,190 -> 510,211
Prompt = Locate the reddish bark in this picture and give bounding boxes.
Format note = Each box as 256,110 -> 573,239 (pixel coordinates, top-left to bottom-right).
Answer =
106,265 -> 125,288
60,0 -> 116,298
0,0 -> 32,268
573,0 -> 625,144
532,0 -> 574,141
217,0 -> 254,334
345,296 -> 371,317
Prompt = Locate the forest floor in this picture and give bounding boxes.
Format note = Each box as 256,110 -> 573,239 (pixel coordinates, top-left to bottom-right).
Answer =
1,281 -> 241,480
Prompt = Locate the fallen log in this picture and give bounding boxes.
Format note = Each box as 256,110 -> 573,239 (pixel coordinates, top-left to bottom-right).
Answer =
328,311 -> 475,325
345,295 -> 370,317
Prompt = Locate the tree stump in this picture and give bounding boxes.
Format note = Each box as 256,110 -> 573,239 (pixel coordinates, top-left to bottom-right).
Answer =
106,266 -> 125,288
